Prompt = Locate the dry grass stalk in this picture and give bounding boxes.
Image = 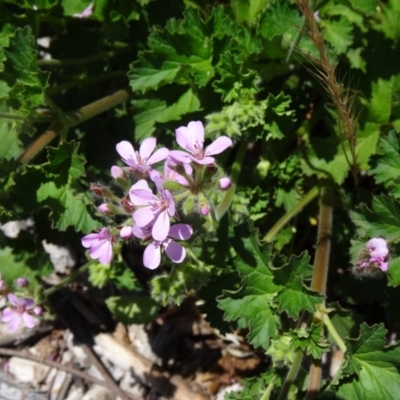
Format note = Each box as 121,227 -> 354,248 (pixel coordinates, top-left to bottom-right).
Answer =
295,0 -> 359,182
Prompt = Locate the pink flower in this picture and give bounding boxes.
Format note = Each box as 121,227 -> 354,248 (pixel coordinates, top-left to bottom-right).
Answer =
169,121 -> 232,165
133,223 -> 193,269
1,294 -> 36,331
116,138 -> 169,175
129,179 -> 175,241
367,238 -> 389,258
81,228 -> 114,264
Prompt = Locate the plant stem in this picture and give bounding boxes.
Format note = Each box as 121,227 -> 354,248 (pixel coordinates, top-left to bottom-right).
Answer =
277,350 -> 303,400
306,186 -> 333,399
262,186 -> 319,243
45,71 -> 126,95
43,260 -> 95,297
323,313 -> 347,353
260,380 -> 275,400
17,88 -> 130,164
311,186 -> 333,295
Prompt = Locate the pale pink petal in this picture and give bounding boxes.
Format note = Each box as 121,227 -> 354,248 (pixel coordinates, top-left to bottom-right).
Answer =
204,136 -> 232,156
152,211 -> 170,241
130,189 -> 157,205
7,314 -> 21,331
1,308 -> 15,323
380,262 -> 388,272
20,298 -> 35,310
116,141 -> 137,163
191,156 -> 215,165
180,121 -> 205,148
7,293 -> 20,307
130,179 -> 151,192
168,150 -> 192,164
98,242 -> 113,264
133,207 -> 156,227
165,240 -> 186,263
165,190 -> 176,216
139,138 -> 157,161
147,147 -> 169,165
22,312 -> 36,328
132,223 -> 152,239
82,233 -> 102,248
143,242 -> 161,269
168,224 -> 193,240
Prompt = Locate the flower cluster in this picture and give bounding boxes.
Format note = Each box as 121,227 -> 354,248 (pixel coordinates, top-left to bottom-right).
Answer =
353,238 -> 389,277
0,274 -> 43,331
81,121 -> 232,269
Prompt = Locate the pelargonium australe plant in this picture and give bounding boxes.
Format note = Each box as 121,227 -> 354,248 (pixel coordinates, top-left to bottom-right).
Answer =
3,1 -> 400,399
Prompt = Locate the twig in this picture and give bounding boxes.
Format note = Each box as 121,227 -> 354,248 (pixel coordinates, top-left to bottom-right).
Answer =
0,348 -> 141,400
17,88 -> 131,164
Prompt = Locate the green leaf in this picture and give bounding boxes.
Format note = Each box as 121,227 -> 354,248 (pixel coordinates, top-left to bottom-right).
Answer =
291,323 -> 330,359
231,0 -> 269,24
128,8 -> 214,93
0,27 -> 48,114
387,256 -> 400,287
106,296 -> 159,324
273,253 -> 324,319
368,77 -> 397,124
349,0 -> 377,15
335,324 -> 400,399
133,88 -> 201,139
35,142 -> 101,233
370,130 -> 400,193
351,195 -> 400,243
61,0 -> 92,16
0,117 -> 23,160
320,18 -> 353,55
218,222 -> 281,349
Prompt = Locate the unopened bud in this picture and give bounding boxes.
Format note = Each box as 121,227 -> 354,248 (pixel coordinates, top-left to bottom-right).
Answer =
199,203 -> 210,216
98,204 -> 111,214
219,177 -> 232,191
33,306 -> 44,316
111,166 -> 125,179
16,277 -> 28,287
120,226 -> 133,239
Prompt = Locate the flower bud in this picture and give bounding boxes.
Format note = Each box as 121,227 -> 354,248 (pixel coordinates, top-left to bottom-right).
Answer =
120,226 -> 133,239
33,306 -> 44,316
111,166 -> 125,179
16,277 -> 28,287
199,203 -> 210,216
98,204 -> 111,214
219,177 -> 232,191
90,183 -> 115,199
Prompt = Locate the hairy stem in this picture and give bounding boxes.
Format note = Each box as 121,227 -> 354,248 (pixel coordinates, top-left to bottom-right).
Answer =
323,313 -> 347,353
43,260 -> 95,297
277,350 -> 303,400
311,186 -> 333,295
262,186 -> 319,243
260,379 -> 276,400
305,186 -> 333,399
17,88 -> 130,164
